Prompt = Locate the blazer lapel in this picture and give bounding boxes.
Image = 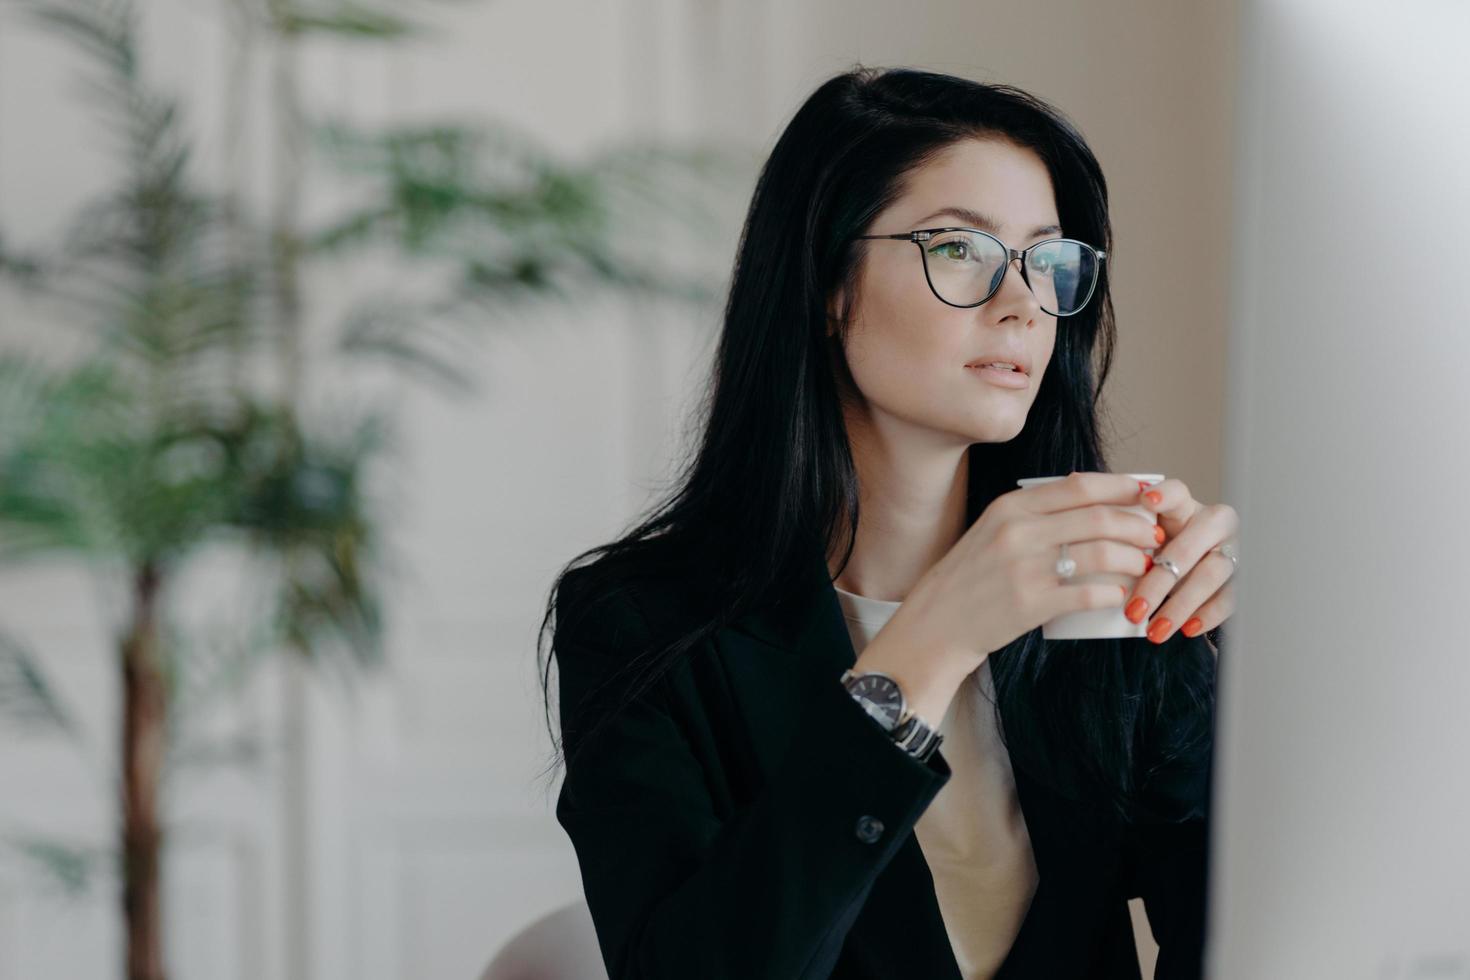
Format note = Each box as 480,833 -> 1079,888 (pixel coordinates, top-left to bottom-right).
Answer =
715,534 -> 964,980
710,534 -> 1128,977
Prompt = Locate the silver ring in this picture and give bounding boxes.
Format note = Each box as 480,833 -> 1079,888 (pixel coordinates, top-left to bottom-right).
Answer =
1154,556 -> 1183,580
1211,543 -> 1239,570
1055,542 -> 1076,582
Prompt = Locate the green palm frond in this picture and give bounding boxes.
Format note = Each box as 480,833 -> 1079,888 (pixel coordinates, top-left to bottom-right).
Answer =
0,359 -> 395,660
267,0 -> 491,41
0,629 -> 80,738
0,355 -> 133,559
308,118 -> 738,310
335,294 -> 481,394
18,0 -> 264,361
209,404 -> 398,668
0,832 -> 110,900
0,230 -> 48,287
273,3 -> 422,39
3,0 -> 737,762
308,120 -> 541,253
0,354 -> 246,563
20,0 -> 139,79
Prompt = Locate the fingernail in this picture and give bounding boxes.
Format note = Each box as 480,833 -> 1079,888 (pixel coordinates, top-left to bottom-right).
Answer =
1144,491 -> 1163,506
1181,617 -> 1204,637
1143,555 -> 1154,572
1153,525 -> 1165,545
1125,596 -> 1149,624
1147,617 -> 1173,644
1137,480 -> 1150,490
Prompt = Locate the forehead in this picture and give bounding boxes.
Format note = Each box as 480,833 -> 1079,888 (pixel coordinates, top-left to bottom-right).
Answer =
891,138 -> 1060,235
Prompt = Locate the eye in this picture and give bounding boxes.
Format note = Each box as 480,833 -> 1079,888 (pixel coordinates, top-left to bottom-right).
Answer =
929,240 -> 971,262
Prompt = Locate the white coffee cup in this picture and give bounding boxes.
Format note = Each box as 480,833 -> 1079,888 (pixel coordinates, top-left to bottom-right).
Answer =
1014,473 -> 1165,640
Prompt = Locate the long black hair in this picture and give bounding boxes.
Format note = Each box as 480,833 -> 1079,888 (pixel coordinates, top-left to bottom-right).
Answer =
534,65 -> 1216,825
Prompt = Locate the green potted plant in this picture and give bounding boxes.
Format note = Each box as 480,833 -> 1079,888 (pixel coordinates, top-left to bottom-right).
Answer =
0,2 -> 739,977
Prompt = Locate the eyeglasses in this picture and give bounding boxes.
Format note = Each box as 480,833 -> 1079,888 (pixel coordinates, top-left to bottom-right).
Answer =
852,227 -> 1107,317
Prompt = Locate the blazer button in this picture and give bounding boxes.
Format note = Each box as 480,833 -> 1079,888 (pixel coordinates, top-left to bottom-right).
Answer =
854,815 -> 885,844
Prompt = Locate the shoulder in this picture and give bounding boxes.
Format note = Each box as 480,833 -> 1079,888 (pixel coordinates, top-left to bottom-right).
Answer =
555,550 -> 720,651
553,560 -> 655,655
551,552 -> 725,756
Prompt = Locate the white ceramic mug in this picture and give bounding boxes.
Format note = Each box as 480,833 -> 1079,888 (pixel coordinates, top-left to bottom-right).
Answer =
1014,473 -> 1164,640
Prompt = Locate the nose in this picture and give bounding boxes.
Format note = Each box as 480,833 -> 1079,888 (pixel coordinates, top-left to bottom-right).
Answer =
991,254 -> 1040,311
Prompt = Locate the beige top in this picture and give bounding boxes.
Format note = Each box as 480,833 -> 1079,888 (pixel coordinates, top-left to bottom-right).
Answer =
834,584 -> 1039,980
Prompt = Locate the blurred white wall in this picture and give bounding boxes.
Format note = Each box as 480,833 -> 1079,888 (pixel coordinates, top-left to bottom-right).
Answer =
0,1 -> 1242,977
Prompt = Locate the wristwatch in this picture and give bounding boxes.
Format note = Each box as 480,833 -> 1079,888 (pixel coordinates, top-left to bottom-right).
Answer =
840,668 -> 944,763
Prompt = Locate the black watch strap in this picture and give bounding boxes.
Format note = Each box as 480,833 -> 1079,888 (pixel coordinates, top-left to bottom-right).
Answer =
891,712 -> 943,762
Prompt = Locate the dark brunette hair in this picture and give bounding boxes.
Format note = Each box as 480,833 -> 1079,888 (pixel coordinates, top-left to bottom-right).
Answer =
534,65 -> 1215,824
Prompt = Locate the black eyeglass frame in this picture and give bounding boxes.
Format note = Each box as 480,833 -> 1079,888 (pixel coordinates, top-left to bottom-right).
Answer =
851,226 -> 1108,316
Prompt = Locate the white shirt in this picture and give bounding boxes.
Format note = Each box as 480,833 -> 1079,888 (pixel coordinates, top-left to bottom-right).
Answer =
834,584 -> 1039,980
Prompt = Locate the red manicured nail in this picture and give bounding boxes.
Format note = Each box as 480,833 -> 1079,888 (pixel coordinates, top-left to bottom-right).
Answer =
1137,480 -> 1150,490
1144,491 -> 1163,506
1153,525 -> 1166,545
1143,555 -> 1154,572
1147,617 -> 1173,644
1125,596 -> 1149,624
1181,617 -> 1204,637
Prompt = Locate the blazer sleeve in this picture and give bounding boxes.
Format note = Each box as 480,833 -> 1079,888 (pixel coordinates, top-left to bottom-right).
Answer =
552,572 -> 953,980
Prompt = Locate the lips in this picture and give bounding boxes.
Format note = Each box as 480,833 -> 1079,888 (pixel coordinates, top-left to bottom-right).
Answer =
964,354 -> 1030,375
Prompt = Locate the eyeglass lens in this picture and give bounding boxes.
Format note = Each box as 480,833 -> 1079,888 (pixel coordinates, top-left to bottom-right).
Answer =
922,231 -> 1099,315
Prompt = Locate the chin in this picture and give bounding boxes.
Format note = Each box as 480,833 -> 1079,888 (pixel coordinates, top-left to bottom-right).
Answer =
960,412 -> 1029,445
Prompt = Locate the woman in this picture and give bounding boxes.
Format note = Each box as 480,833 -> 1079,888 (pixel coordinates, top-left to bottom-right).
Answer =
535,65 -> 1240,979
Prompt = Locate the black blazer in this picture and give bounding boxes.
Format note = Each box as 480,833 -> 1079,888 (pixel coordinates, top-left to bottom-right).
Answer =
552,538 -> 1213,980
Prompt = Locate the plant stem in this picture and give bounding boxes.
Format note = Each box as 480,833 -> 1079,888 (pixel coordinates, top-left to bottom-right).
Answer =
120,560 -> 167,980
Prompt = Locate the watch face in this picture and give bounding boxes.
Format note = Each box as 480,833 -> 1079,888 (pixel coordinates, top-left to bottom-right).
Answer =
847,673 -> 904,730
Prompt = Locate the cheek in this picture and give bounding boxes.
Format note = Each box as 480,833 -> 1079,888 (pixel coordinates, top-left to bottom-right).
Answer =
844,312 -> 969,417
843,265 -> 953,398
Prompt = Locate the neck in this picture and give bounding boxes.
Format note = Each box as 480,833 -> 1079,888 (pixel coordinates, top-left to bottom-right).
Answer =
826,422 -> 971,602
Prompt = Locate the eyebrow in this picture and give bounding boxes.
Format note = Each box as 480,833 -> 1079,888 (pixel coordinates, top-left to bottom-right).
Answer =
914,207 -> 1062,240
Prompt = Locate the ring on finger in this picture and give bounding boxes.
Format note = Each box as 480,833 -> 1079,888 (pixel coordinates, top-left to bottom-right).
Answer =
1055,541 -> 1077,583
1153,556 -> 1183,580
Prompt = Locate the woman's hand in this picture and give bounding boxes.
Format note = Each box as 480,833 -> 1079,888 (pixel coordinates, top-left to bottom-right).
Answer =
854,471 -> 1159,725
1125,478 -> 1240,645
